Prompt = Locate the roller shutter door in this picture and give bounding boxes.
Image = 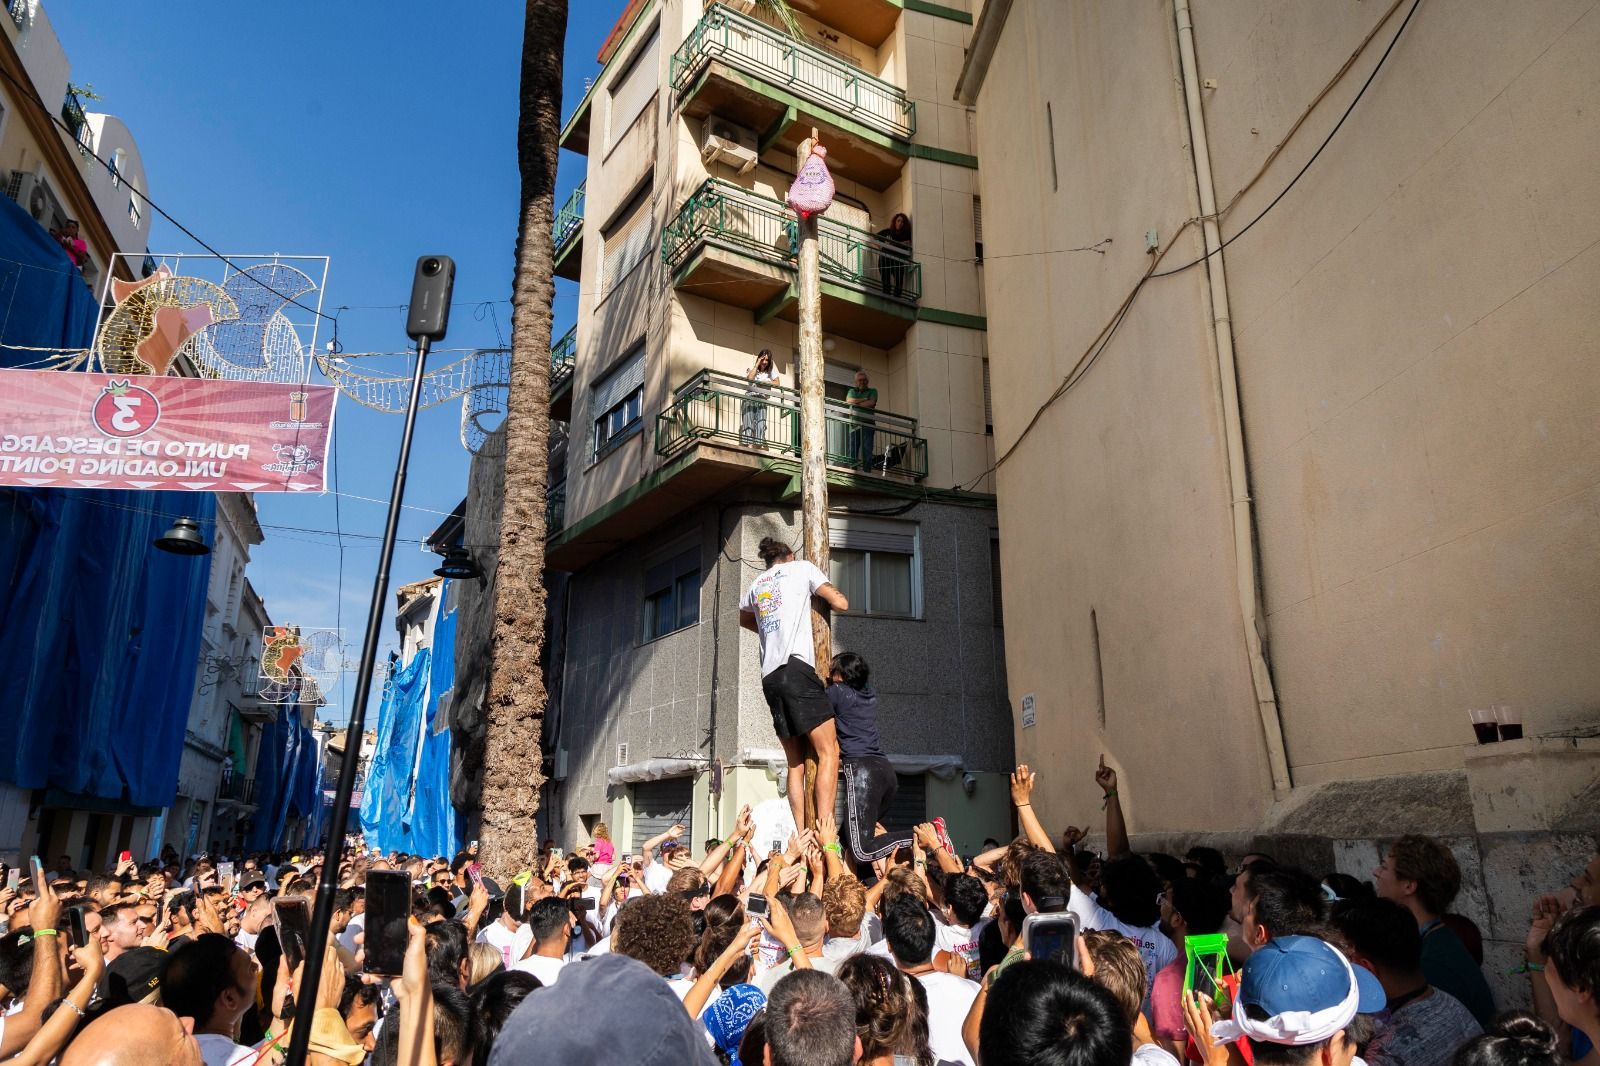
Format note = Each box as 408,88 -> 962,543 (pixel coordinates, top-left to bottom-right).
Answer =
630,777 -> 694,853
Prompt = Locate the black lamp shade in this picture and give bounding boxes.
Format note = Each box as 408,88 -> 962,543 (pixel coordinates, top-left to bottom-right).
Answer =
155,516 -> 210,556
433,546 -> 481,580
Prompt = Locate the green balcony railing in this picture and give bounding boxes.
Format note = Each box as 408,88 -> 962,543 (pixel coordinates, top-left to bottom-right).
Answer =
546,481 -> 566,534
672,4 -> 915,140
60,93 -> 91,157
656,369 -> 927,481
662,178 -> 920,304
551,325 -> 576,393
554,181 -> 584,256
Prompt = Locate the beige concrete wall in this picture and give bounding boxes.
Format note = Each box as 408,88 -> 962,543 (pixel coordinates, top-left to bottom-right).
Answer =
973,0 -> 1600,831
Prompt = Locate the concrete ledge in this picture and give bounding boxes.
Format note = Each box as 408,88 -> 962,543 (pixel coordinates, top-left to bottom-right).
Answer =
1464,736 -> 1600,833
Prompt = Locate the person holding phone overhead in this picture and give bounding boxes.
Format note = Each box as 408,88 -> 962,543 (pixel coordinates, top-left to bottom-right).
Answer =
740,536 -> 849,833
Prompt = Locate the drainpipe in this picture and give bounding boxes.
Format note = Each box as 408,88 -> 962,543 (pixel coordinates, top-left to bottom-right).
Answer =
1172,0 -> 1292,792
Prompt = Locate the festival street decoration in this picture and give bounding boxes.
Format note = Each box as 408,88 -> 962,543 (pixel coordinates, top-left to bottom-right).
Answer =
260,625 -> 347,706
315,347 -> 510,455
0,367 -> 335,492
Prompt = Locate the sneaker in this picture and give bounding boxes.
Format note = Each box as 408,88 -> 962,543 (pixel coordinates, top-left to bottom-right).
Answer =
932,817 -> 954,855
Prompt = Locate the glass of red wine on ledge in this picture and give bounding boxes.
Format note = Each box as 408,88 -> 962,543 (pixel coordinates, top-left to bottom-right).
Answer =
1470,708 -> 1498,745
1494,705 -> 1523,741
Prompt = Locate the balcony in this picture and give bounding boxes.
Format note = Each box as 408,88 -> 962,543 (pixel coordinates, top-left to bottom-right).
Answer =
60,93 -> 91,158
550,325 -> 576,420
656,369 -> 927,480
553,182 -> 584,282
672,4 -> 914,190
216,775 -> 257,807
6,0 -> 27,27
547,481 -> 566,535
662,178 -> 919,347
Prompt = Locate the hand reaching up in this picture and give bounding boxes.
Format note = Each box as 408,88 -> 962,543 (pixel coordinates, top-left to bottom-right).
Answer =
1009,766 -> 1036,807
1095,755 -> 1117,795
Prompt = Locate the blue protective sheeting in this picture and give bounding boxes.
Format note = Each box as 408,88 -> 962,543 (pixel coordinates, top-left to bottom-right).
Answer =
359,585 -> 461,857
0,488 -> 213,807
244,700 -> 324,853
0,191 -> 100,364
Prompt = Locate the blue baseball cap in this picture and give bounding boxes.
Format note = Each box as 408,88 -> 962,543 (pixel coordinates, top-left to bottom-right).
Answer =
1214,936 -> 1385,1046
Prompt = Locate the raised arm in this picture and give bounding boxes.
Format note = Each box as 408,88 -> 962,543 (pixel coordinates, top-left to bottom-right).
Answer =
1096,756 -> 1129,860
814,583 -> 848,613
641,823 -> 685,867
817,812 -> 849,883
915,823 -> 964,875
685,922 -> 762,1018
0,872 -> 65,1057
1010,766 -> 1057,852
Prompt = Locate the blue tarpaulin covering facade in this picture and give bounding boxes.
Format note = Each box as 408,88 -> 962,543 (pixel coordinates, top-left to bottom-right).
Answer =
359,584 -> 461,857
243,699 -> 324,853
0,192 -> 215,809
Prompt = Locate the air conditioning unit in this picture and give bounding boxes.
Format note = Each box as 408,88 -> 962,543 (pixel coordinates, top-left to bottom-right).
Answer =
700,118 -> 759,174
5,171 -> 63,228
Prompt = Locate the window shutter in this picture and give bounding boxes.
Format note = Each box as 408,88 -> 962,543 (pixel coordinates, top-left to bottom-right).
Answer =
828,517 -> 915,554
594,346 -> 646,415
630,777 -> 694,852
605,26 -> 660,149
603,199 -> 654,294
973,195 -> 984,261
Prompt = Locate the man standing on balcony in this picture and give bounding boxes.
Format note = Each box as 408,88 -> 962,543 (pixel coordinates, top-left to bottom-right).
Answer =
740,536 -> 849,832
845,370 -> 878,471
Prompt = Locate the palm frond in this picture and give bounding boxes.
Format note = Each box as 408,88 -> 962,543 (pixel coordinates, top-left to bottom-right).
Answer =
757,0 -> 806,41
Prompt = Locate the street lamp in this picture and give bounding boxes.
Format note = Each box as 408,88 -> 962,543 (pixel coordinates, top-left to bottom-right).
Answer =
154,516 -> 210,555
432,546 -> 482,580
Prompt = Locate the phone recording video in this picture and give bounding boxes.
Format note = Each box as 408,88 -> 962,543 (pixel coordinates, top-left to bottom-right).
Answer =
364,869 -> 412,976
1021,913 -> 1079,967
745,892 -> 770,919
273,897 -> 312,972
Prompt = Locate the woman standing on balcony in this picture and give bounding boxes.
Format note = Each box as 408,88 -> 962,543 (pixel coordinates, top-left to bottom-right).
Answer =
875,213 -> 913,299
742,349 -> 780,447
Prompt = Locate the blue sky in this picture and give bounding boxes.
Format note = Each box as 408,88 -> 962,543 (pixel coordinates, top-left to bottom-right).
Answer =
48,2 -> 622,725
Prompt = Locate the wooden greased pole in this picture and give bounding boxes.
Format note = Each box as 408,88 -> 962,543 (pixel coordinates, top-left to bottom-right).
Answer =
796,128 -> 829,830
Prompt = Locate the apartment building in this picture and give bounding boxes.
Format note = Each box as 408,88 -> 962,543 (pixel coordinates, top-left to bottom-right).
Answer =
456,0 -> 1013,855
0,0 -> 151,286
959,0 -> 1600,1000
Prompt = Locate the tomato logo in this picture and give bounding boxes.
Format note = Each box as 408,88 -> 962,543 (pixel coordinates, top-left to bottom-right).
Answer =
91,380 -> 162,438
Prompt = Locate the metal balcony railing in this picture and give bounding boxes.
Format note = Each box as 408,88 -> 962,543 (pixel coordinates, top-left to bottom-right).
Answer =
554,181 -> 584,256
673,4 -> 915,140
662,179 -> 920,304
60,93 -> 91,157
656,369 -> 927,480
218,776 -> 256,805
551,325 -> 576,393
546,481 -> 566,533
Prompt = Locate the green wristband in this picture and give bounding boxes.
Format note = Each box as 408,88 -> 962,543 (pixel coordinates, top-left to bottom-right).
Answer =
823,843 -> 843,855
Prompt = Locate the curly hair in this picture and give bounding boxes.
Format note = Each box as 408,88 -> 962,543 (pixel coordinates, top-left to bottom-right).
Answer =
823,875 -> 867,938
1001,841 -> 1041,893
1389,835 -> 1463,915
836,954 -> 931,1065
614,895 -> 697,977
1081,930 -> 1145,1026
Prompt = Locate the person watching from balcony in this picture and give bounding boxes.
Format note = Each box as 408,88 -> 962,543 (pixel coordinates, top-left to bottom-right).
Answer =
56,221 -> 87,270
742,349 -> 780,446
845,370 -> 879,471
740,536 -> 849,832
875,213 -> 913,299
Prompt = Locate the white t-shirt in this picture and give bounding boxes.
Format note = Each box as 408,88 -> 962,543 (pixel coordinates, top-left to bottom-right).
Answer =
338,912 -> 365,958
643,860 -> 673,895
513,953 -> 568,986
741,560 -> 830,677
1067,885 -> 1178,1003
478,920 -> 534,969
935,918 -> 990,981
912,971 -> 980,1066
1133,1044 -> 1181,1066
233,930 -> 259,953
196,1034 -> 256,1066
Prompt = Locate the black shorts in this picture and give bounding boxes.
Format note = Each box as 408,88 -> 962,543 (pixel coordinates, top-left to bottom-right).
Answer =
761,656 -> 834,740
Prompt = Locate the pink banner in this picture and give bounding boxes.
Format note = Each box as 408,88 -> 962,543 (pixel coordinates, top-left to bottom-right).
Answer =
0,368 -> 336,493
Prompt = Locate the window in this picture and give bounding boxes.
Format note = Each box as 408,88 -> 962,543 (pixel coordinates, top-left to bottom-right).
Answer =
605,24 -> 660,153
982,358 -> 992,435
828,517 -> 919,617
128,194 -> 141,228
601,182 -> 654,297
973,196 -> 984,262
592,343 -> 645,460
109,149 -> 124,189
642,547 -> 701,641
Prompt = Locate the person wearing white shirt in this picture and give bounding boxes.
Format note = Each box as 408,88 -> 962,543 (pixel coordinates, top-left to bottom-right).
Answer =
512,897 -> 574,986
162,934 -> 263,1066
739,537 -> 850,832
477,884 -> 534,970
884,894 -> 979,1066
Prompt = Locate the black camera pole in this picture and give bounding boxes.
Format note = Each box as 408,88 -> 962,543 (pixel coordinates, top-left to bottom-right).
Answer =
285,257 -> 454,1066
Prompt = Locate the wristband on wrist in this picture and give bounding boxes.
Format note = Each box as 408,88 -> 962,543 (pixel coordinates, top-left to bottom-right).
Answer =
823,842 -> 843,855
786,945 -> 802,959
32,928 -> 58,937
1016,802 -> 1031,808
1509,962 -> 1545,975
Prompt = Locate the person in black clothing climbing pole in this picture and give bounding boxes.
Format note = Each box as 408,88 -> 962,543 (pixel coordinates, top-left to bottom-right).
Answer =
828,651 -> 912,864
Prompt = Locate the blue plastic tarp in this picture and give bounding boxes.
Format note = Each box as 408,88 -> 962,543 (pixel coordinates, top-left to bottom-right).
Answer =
0,487 -> 213,807
358,585 -> 461,857
0,190 -> 100,364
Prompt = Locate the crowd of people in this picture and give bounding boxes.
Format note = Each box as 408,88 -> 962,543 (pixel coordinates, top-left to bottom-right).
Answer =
0,760 -> 1594,1066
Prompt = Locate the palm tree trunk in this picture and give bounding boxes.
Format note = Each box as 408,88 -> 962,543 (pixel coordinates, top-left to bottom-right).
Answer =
479,0 -> 568,873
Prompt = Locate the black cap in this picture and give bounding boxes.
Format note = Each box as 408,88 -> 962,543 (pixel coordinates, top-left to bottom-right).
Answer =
106,947 -> 165,1006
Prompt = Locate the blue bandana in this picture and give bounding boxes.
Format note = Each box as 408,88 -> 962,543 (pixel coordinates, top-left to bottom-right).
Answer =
703,983 -> 766,1062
